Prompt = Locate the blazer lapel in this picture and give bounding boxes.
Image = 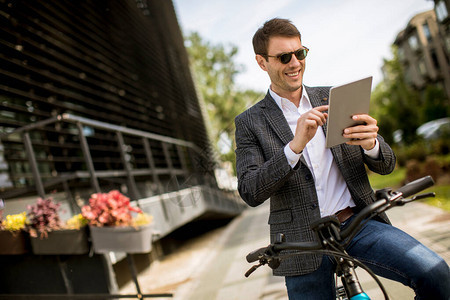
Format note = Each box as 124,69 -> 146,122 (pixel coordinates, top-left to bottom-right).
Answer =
305,86 -> 329,134
261,92 -> 293,145
261,92 -> 308,167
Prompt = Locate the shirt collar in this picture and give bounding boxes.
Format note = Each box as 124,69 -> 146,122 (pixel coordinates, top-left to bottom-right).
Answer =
269,86 -> 311,113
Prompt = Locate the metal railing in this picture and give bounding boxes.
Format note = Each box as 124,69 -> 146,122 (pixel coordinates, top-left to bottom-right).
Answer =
0,113 -> 209,202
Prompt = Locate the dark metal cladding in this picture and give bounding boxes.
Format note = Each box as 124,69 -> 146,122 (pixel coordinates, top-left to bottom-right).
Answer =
0,0 -> 217,200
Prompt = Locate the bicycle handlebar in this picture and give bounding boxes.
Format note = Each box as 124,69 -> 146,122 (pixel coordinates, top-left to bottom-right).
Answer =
246,241 -> 321,263
396,175 -> 434,198
340,175 -> 434,239
245,175 -> 435,266
246,247 -> 267,263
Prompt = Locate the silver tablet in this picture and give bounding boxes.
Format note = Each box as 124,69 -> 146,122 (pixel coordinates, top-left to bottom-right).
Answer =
325,76 -> 372,148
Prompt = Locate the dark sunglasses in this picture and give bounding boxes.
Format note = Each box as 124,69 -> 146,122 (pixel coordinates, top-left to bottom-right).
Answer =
264,47 -> 309,64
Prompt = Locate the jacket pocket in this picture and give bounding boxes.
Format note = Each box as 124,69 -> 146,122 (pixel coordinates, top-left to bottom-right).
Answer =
268,209 -> 292,225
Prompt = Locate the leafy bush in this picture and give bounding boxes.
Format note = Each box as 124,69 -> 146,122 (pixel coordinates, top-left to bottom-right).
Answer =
394,142 -> 427,167
27,198 -> 62,238
404,154 -> 450,184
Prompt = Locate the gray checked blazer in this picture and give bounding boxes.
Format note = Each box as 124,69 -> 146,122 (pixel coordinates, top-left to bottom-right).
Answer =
234,86 -> 396,276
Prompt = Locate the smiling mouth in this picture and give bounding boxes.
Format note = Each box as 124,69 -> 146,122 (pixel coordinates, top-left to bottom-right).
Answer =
286,71 -> 300,77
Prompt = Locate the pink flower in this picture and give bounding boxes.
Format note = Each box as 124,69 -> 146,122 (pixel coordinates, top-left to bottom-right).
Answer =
81,190 -> 142,227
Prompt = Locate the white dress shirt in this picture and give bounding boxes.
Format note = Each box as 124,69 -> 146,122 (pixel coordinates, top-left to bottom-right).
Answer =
269,87 -> 379,217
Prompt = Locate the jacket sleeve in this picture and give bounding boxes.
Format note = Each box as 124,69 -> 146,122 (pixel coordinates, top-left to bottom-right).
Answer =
234,113 -> 296,207
363,135 -> 396,175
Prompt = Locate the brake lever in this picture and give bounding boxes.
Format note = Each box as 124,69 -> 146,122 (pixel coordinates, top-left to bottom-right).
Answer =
399,192 -> 435,205
245,248 -> 282,277
245,263 -> 263,277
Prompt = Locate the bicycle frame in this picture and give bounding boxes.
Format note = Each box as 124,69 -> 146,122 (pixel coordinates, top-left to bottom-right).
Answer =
245,176 -> 435,300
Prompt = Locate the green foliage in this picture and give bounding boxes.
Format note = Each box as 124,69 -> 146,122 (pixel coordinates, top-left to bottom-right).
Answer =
371,46 -> 449,146
423,185 -> 450,212
185,32 -> 263,167
422,85 -> 450,123
369,167 -> 450,212
368,168 -> 406,190
371,46 -> 421,144
370,83 -> 397,144
393,143 -> 427,167
393,137 -> 450,167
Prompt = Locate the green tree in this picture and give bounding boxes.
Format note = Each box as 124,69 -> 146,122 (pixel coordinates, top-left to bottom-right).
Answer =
372,45 -> 450,165
422,84 -> 449,123
185,32 -> 263,171
372,46 -> 424,144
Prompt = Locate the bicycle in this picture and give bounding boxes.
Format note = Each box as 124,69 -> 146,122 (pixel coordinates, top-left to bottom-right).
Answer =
244,175 -> 436,300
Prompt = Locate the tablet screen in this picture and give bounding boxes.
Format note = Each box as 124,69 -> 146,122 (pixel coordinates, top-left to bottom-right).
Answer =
325,76 -> 372,148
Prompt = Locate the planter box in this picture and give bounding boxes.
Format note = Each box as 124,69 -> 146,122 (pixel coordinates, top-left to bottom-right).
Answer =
0,230 -> 30,255
30,228 -> 90,255
89,224 -> 152,254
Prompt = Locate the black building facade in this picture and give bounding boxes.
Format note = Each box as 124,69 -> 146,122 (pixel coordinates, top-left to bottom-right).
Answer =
0,0 -> 217,202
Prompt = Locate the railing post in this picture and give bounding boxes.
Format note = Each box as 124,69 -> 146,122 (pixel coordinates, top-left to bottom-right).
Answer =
142,138 -> 163,194
142,137 -> 164,194
76,122 -> 101,193
116,132 -> 140,200
175,145 -> 189,179
187,147 -> 204,186
162,142 -> 175,184
143,138 -> 170,221
22,132 -> 45,199
162,142 -> 184,212
176,145 -> 198,207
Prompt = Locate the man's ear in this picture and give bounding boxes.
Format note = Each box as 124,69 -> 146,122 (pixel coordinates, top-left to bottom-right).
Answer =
256,54 -> 268,71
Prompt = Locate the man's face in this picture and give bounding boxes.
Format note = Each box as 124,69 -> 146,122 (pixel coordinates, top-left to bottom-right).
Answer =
256,36 -> 305,97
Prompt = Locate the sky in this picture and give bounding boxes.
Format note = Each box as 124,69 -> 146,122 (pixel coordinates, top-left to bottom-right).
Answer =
172,0 -> 435,92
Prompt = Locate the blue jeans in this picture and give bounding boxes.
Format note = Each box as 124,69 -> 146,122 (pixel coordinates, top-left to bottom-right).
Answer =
285,217 -> 450,300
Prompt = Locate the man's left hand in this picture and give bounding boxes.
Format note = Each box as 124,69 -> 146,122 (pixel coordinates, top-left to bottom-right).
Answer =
343,114 -> 378,150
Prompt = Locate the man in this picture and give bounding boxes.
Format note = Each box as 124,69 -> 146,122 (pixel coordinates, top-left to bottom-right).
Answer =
235,18 -> 449,299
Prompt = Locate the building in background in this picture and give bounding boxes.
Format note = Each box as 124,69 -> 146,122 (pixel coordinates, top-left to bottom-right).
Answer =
434,0 -> 450,49
0,0 -> 216,200
393,7 -> 450,98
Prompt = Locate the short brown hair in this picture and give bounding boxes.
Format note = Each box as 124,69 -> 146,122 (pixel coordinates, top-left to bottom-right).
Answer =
252,18 -> 301,56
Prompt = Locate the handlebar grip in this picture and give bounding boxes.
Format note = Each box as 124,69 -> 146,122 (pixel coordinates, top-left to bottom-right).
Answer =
246,247 -> 267,263
396,176 -> 434,198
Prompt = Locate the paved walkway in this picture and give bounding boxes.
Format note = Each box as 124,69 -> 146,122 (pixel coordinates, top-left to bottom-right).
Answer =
120,201 -> 450,300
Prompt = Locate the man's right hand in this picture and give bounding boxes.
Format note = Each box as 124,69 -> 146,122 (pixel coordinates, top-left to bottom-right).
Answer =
289,105 -> 328,154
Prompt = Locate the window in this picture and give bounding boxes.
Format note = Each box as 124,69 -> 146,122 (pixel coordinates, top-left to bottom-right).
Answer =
418,60 -> 427,77
436,0 -> 448,22
430,49 -> 440,71
423,23 -> 431,42
445,36 -> 450,56
408,34 -> 419,51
